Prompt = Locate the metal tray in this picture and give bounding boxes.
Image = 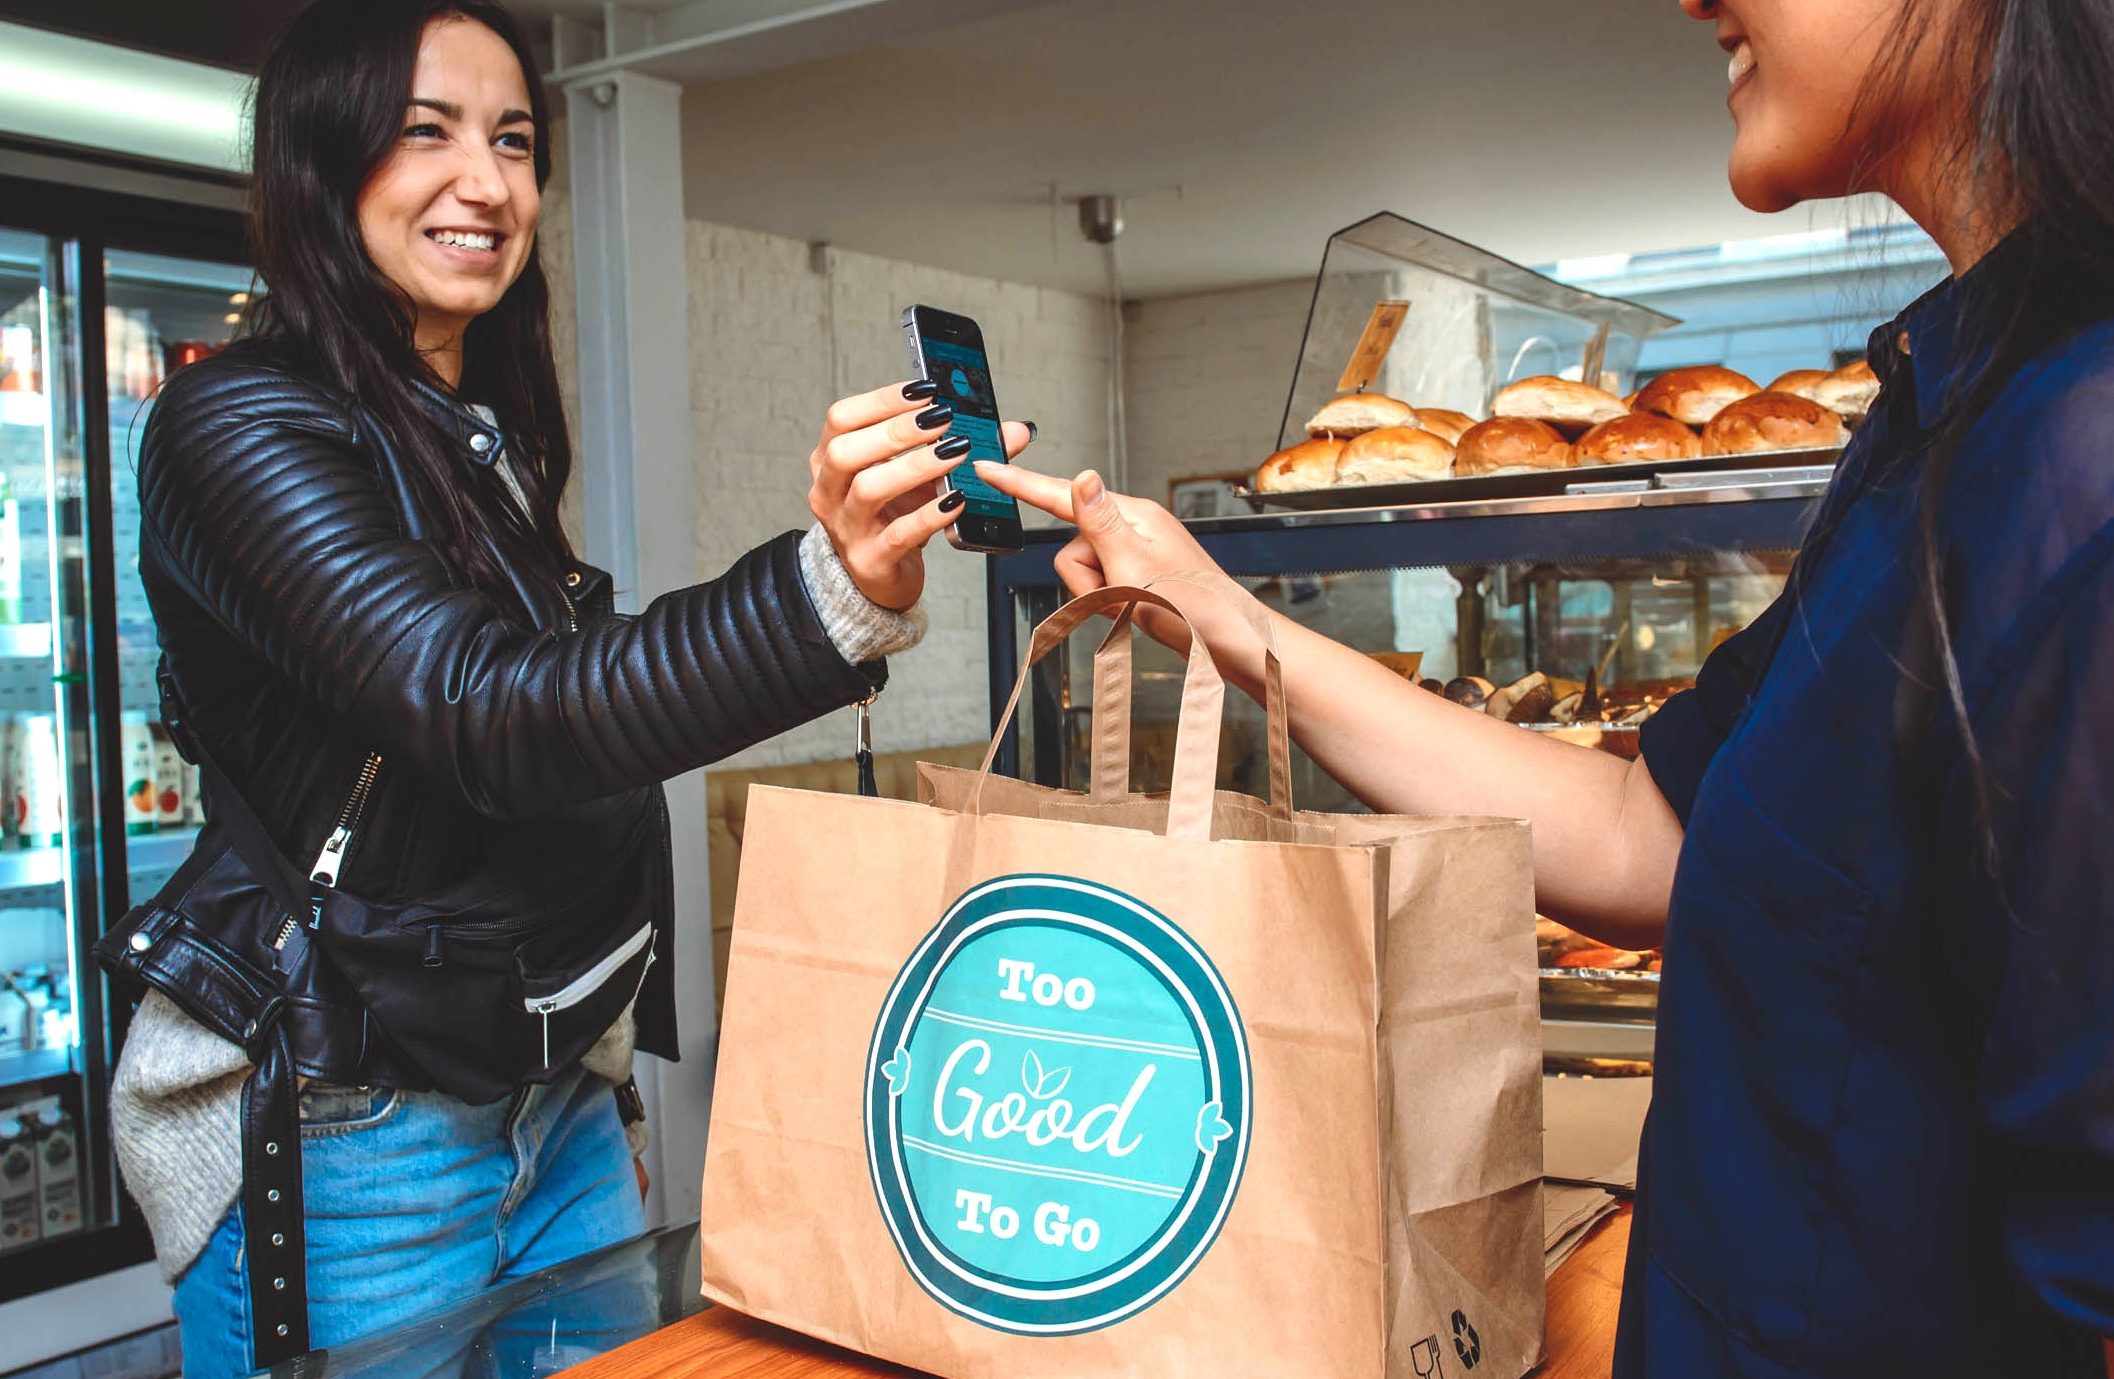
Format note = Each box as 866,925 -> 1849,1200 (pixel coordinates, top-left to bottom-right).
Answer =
1242,445 -> 1841,512
1539,967 -> 1660,1024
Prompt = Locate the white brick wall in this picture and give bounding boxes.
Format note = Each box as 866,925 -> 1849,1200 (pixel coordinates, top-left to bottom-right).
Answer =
1120,279 -> 1313,506
1124,272 -> 1495,505
542,196 -> 1113,770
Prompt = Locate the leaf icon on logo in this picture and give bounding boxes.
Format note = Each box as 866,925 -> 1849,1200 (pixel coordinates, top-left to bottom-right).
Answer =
881,1045 -> 912,1096
1021,1049 -> 1072,1100
1194,1100 -> 1233,1154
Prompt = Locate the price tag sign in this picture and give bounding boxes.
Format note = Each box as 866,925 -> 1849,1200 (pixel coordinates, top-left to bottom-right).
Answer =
1335,300 -> 1412,394
1580,321 -> 1612,392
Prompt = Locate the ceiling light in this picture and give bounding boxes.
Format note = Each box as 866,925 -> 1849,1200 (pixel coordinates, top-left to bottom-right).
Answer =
0,21 -> 251,173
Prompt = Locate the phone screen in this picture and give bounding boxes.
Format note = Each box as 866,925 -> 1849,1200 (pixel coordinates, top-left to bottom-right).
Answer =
919,335 -> 1016,521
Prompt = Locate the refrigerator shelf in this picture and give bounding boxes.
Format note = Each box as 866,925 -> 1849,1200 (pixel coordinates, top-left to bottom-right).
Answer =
0,1045 -> 74,1092
0,830 -> 198,896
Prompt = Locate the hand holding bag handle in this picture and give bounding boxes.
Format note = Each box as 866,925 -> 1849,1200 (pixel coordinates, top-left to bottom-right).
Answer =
973,582 -> 1286,841
1087,572 -> 1292,817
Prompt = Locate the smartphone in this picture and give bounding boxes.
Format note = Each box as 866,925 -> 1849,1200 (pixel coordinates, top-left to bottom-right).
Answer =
901,304 -> 1025,554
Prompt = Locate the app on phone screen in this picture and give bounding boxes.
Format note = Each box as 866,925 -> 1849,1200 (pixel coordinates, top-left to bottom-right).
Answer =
921,337 -> 1014,519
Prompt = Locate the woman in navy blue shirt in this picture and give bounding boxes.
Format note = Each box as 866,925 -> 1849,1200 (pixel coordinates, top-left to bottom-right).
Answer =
987,0 -> 2114,1372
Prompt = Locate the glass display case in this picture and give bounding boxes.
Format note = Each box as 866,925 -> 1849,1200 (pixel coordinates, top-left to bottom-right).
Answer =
985,473 -> 1827,1069
0,173 -> 247,1299
1274,212 -> 1678,452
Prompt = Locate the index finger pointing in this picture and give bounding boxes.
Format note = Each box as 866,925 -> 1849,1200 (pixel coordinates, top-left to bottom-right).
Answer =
974,461 -> 1075,522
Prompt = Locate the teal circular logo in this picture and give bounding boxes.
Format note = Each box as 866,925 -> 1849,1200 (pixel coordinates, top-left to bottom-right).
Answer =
864,874 -> 1252,1335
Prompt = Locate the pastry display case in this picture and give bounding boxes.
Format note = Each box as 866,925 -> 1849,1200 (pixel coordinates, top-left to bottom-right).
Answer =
1248,213 -> 1858,509
984,470 -> 1827,1068
1274,212 -> 1677,451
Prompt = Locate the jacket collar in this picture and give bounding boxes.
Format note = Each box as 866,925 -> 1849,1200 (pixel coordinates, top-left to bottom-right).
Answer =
407,374 -> 507,468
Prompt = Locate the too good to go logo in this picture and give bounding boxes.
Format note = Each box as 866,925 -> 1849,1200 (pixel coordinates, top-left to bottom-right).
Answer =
863,874 -> 1253,1335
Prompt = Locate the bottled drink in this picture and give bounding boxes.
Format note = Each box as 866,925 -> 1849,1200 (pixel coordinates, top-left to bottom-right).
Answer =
121,712 -> 156,836
30,1105 -> 80,1238
13,714 -> 61,850
0,715 -> 14,849
0,1115 -> 36,1250
150,722 -> 187,830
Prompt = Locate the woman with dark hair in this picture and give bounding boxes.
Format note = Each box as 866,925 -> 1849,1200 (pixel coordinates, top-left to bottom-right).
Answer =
102,2 -> 1022,1375
990,1 -> 2114,1374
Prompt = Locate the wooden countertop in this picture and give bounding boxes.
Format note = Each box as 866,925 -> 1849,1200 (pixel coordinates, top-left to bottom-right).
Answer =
562,1208 -> 1634,1379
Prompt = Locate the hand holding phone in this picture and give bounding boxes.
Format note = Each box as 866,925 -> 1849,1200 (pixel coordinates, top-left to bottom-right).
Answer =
805,339 -> 1033,610
902,304 -> 1026,554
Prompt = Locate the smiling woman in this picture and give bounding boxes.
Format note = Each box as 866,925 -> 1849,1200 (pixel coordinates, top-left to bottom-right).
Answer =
982,0 -> 2114,1375
355,22 -> 540,381
98,2 -> 1033,1377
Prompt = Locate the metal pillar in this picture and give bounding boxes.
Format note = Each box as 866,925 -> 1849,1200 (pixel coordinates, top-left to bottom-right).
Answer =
563,69 -> 709,1226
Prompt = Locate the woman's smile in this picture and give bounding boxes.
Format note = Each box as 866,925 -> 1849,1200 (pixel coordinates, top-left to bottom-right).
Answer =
421,225 -> 509,267
1726,38 -> 1757,96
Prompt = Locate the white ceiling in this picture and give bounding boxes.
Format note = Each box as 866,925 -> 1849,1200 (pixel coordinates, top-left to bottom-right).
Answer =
670,0 -> 1885,298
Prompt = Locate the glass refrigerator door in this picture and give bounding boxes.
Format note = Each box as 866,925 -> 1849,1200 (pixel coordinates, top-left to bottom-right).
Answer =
0,227 -> 98,1253
102,249 -> 250,899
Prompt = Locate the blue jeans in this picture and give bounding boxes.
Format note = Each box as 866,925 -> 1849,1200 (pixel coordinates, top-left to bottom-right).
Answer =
172,1065 -> 646,1379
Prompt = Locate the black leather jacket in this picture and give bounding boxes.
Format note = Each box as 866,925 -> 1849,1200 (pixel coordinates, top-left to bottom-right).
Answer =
136,340 -> 885,1062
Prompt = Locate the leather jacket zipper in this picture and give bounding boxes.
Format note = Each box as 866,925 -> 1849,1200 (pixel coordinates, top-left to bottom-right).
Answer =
273,573 -> 569,952
271,751 -> 383,951
310,752 -> 383,888
558,574 -> 579,631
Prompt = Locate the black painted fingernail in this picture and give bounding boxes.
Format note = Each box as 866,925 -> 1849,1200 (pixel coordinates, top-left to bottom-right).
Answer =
934,435 -> 972,460
902,379 -> 939,401
915,404 -> 954,430
1024,420 -> 1039,441
939,490 -> 966,512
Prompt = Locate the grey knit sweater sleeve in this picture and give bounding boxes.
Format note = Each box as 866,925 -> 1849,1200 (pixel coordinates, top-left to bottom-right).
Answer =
797,524 -> 928,664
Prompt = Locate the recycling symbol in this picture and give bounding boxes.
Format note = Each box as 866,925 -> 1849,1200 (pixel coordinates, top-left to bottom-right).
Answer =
1450,1308 -> 1481,1368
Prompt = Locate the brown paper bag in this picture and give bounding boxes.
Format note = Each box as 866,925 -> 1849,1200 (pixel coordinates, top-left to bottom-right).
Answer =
700,585 -> 1544,1378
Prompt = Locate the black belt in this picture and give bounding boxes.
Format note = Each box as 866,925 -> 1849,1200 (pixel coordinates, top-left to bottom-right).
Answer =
112,907 -> 318,1369
240,1010 -> 310,1364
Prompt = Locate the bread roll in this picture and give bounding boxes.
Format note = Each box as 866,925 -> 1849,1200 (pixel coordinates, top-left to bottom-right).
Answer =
1814,359 -> 1880,420
1490,376 -> 1627,436
1575,412 -> 1703,465
1255,437 -> 1346,491
1454,417 -> 1574,477
1411,407 -> 1476,445
1700,391 -> 1849,456
1305,392 -> 1415,437
1443,676 -> 1496,709
1766,368 -> 1830,402
1631,365 -> 1758,426
1336,426 -> 1454,485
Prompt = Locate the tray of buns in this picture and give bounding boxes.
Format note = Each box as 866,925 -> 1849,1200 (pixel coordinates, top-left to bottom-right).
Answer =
1376,662 -> 1677,745
1246,361 -> 1871,512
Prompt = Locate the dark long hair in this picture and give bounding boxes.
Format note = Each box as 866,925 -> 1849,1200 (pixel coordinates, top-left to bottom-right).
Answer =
245,0 -> 576,605
1850,0 -> 2114,878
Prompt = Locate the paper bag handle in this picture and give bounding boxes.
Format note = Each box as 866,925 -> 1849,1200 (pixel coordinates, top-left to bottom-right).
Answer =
973,583 -> 1284,841
1087,575 -> 1292,818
